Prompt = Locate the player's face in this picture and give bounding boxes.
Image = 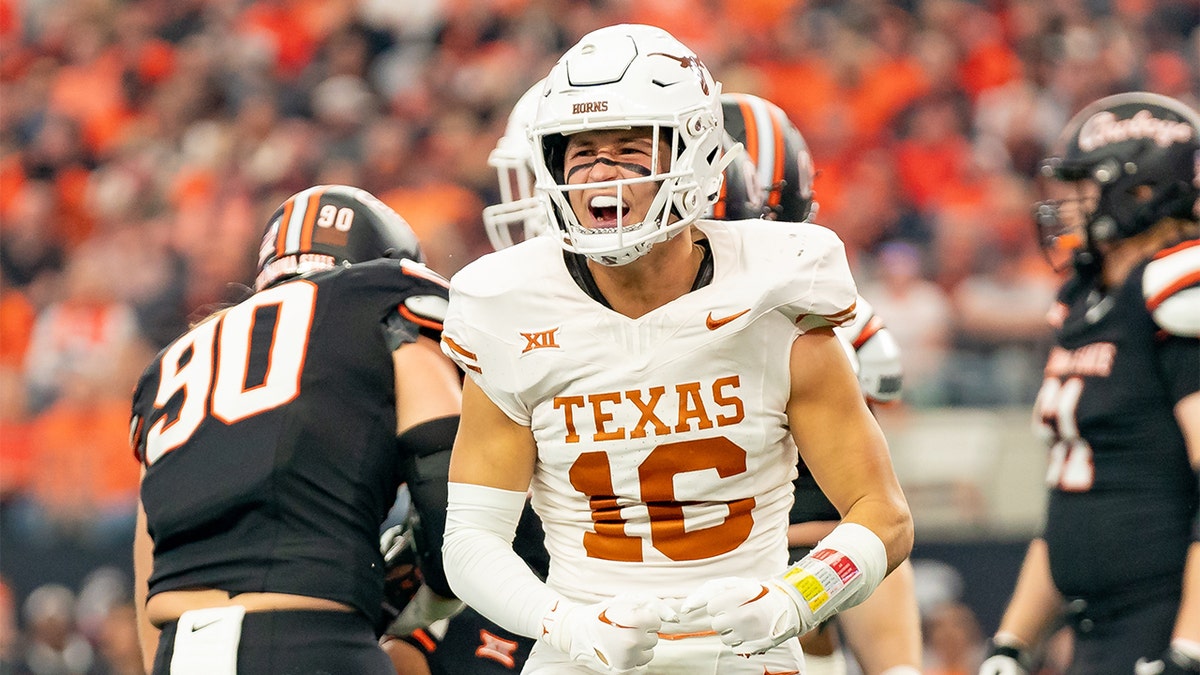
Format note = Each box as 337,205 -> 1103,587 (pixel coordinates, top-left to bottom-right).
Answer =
1039,177 -> 1099,267
1051,179 -> 1100,231
562,128 -> 672,231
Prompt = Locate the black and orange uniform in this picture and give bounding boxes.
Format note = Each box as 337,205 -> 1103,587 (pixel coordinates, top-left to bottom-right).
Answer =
132,258 -> 454,674
1035,248 -> 1199,673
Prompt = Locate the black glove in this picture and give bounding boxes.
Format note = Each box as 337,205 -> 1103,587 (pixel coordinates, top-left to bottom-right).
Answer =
979,641 -> 1033,675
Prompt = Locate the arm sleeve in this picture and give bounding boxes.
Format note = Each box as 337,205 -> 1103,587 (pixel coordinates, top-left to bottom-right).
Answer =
442,482 -> 564,638
397,415 -> 459,598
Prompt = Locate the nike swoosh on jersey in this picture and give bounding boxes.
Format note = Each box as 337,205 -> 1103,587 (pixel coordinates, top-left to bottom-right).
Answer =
706,308 -> 751,330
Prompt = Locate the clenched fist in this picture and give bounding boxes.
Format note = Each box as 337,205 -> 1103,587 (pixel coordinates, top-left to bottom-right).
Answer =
540,594 -> 678,673
681,577 -> 807,656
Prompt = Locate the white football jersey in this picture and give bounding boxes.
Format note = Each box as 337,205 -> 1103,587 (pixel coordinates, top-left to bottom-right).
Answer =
442,219 -> 858,604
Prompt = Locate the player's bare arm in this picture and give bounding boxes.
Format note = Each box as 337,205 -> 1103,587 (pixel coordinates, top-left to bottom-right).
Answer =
383,334 -> 465,637
447,377 -> 536,492
393,335 -> 461,436
1171,392 -> 1200,654
133,496 -> 157,674
786,327 -> 913,570
981,538 -> 1064,673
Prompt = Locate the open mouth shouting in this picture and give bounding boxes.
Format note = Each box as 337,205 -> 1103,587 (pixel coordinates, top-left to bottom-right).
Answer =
587,194 -> 632,230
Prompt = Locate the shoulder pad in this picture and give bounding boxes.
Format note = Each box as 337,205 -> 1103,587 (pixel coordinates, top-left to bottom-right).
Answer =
401,294 -> 448,329
384,293 -> 449,351
718,219 -> 857,331
449,238 -> 557,300
1143,241 -> 1200,336
399,259 -> 450,288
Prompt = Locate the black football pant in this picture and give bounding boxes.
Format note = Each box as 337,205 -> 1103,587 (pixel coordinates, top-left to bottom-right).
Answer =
1067,587 -> 1179,675
154,609 -> 393,674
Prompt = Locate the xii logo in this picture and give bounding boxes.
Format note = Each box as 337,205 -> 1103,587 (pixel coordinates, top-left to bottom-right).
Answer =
521,328 -> 561,353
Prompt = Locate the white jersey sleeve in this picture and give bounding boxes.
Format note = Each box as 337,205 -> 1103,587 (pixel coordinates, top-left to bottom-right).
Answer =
1143,240 -> 1200,337
709,218 -> 859,332
440,237 -> 567,425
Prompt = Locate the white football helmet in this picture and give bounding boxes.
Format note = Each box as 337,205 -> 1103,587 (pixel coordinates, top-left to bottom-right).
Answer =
482,80 -> 552,251
529,24 -> 732,266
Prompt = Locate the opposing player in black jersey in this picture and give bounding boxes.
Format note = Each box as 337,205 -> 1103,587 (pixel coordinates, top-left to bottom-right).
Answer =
719,92 -> 922,675
981,92 -> 1200,675
130,185 -> 464,674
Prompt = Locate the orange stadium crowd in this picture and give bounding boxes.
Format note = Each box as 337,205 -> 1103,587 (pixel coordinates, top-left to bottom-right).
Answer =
0,0 -> 1196,672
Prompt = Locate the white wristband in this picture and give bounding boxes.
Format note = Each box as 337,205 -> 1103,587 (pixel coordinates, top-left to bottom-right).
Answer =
774,522 -> 888,628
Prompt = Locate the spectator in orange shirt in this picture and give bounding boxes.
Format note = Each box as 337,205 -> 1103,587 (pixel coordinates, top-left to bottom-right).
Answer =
25,359 -> 142,543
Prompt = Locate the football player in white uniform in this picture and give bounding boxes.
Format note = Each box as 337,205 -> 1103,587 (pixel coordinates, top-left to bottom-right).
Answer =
440,24 -> 913,674
482,80 -> 554,253
718,92 -> 921,675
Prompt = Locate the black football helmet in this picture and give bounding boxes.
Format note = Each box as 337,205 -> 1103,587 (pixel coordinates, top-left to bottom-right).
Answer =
1034,92 -> 1200,270
720,92 -> 816,222
255,185 -> 424,291
709,131 -> 766,220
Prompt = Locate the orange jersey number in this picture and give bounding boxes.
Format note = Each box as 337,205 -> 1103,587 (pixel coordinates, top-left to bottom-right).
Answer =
568,436 -> 756,562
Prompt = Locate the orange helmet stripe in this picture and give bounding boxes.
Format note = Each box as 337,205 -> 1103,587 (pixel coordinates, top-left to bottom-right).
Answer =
852,315 -> 885,350
398,305 -> 444,332
275,198 -> 296,256
274,185 -> 326,258
766,104 -> 788,208
298,186 -> 327,251
1153,238 -> 1199,260
1146,270 -> 1200,311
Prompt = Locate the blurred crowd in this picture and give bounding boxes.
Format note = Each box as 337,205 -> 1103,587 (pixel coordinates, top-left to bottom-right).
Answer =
0,0 -> 1196,671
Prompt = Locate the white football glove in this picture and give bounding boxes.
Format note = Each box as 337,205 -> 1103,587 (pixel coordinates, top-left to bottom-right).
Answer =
680,577 -> 808,656
978,653 -> 1028,675
540,594 -> 677,673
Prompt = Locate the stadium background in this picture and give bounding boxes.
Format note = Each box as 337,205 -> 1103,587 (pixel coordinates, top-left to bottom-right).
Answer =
0,0 -> 1195,671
